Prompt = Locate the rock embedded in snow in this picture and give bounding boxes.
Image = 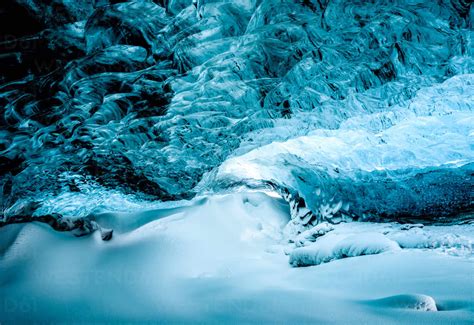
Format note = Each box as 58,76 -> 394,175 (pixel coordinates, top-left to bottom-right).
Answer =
99,228 -> 113,241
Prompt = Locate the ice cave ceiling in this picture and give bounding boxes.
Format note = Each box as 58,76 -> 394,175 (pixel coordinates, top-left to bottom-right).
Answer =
0,0 -> 472,228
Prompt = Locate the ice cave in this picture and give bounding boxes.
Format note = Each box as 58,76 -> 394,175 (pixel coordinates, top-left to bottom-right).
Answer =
0,0 -> 473,323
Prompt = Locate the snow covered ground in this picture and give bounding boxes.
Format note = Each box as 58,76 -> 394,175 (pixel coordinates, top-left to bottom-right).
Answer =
1,192 -> 473,323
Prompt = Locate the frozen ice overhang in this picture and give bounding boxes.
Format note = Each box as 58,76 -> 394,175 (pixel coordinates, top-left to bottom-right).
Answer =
212,75 -> 474,223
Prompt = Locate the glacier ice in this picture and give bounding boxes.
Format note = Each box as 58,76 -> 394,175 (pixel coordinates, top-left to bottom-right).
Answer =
213,88 -> 473,225
0,0 -> 473,232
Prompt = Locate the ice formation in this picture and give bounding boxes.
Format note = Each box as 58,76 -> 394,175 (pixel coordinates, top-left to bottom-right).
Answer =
0,0 -> 473,232
287,221 -> 474,266
289,232 -> 401,266
1,2 -> 474,321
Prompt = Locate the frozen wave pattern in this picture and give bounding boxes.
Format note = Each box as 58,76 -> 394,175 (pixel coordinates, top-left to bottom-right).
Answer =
0,0 -> 473,225
213,75 -> 474,225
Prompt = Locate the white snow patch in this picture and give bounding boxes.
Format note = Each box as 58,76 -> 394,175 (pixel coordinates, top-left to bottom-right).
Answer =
388,226 -> 474,257
289,232 -> 401,266
366,294 -> 438,312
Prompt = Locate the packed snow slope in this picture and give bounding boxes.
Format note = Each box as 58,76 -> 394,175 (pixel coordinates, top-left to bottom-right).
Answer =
1,192 -> 473,323
0,0 -> 473,227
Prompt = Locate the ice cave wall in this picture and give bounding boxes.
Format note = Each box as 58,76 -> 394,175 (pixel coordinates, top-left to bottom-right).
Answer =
0,0 -> 472,225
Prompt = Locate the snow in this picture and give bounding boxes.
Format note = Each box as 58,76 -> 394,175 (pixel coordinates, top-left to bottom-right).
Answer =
388,226 -> 474,257
292,222 -> 334,247
1,192 -> 473,323
289,232 -> 401,267
365,294 -> 438,312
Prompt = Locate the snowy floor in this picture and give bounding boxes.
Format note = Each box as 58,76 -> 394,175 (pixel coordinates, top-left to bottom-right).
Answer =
1,192 -> 473,323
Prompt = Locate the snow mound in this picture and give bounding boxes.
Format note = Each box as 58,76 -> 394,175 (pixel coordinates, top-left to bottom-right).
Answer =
366,294 -> 438,312
289,232 -> 400,267
288,221 -> 474,259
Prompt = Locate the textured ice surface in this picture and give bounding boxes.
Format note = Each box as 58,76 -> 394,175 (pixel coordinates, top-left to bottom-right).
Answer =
215,94 -> 473,223
0,0 -> 473,228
